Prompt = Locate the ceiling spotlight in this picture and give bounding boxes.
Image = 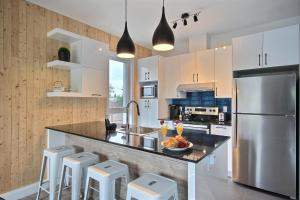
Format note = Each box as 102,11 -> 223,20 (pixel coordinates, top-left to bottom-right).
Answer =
193,14 -> 198,22
173,22 -> 177,29
181,13 -> 189,26
183,19 -> 187,26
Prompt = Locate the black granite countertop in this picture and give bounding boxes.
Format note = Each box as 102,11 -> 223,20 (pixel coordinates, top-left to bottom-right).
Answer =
46,121 -> 229,163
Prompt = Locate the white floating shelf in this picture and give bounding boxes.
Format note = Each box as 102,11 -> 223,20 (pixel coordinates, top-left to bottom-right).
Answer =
47,60 -> 82,70
47,92 -> 103,98
47,28 -> 82,43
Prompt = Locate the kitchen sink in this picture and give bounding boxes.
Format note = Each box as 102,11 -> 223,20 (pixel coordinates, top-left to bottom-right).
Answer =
116,126 -> 158,135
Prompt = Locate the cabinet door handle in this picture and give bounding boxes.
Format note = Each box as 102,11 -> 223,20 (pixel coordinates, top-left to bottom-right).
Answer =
193,74 -> 195,82
258,54 -> 261,66
197,73 -> 199,82
264,53 -> 267,65
215,126 -> 227,130
215,87 -> 218,97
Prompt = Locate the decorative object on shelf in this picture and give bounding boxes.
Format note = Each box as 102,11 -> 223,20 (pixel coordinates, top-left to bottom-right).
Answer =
51,81 -> 65,92
58,47 -> 70,62
171,10 -> 201,29
117,0 -> 135,59
152,0 -> 174,51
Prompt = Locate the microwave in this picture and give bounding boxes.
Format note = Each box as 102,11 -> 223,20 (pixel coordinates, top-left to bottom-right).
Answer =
140,84 -> 157,98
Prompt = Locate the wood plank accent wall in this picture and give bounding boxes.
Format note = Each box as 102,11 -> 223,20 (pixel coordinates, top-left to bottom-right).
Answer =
0,0 -> 152,193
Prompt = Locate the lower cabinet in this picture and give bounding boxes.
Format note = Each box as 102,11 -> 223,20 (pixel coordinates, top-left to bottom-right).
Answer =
138,99 -> 159,128
211,125 -> 232,176
199,141 -> 228,180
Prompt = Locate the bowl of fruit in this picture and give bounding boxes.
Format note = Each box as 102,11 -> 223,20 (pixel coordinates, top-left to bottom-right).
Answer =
161,135 -> 193,151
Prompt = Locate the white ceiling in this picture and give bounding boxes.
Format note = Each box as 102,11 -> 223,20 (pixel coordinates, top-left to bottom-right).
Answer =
27,0 -> 300,48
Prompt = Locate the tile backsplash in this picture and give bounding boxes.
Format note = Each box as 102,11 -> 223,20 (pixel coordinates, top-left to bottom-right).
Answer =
172,91 -> 232,113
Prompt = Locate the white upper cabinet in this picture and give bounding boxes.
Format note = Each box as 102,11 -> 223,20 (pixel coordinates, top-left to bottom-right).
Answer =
215,46 -> 233,98
233,32 -> 263,71
138,56 -> 159,82
263,25 -> 299,68
179,53 -> 197,84
179,50 -> 214,84
80,37 -> 109,70
196,49 -> 215,83
47,28 -> 109,98
71,67 -> 108,97
233,25 -> 300,71
162,56 -> 185,99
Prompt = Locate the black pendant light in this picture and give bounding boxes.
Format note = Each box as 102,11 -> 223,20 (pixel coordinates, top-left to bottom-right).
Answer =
117,0 -> 135,58
152,0 -> 175,51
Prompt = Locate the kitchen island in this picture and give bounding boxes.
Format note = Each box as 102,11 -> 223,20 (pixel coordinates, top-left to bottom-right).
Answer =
46,121 -> 229,200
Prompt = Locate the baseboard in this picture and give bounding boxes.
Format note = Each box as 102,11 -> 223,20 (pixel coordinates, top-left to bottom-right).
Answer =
0,182 -> 39,200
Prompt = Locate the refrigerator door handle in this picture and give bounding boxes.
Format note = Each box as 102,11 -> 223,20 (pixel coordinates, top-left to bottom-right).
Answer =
232,114 -> 238,148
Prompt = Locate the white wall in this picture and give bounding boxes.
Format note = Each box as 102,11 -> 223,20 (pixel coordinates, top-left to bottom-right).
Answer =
152,39 -> 189,57
155,16 -> 300,57
210,16 -> 300,48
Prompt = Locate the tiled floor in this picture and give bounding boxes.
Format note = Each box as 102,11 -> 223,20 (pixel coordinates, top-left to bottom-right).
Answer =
21,180 -> 290,200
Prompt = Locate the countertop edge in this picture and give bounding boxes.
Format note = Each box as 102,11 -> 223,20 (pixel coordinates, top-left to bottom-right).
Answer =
46,127 -> 230,164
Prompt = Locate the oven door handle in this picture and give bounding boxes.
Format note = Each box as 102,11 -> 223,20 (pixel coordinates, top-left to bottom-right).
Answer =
182,126 -> 210,133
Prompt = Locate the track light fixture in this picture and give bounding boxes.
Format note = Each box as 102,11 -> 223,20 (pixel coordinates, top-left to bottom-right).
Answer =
171,10 -> 201,29
173,22 -> 177,29
193,14 -> 198,22
183,19 -> 187,26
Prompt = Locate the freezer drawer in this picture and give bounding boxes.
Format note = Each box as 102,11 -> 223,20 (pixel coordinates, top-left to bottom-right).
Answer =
235,73 -> 296,115
232,114 -> 296,198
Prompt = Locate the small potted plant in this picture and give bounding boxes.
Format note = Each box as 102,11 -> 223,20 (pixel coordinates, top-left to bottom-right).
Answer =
58,47 -> 70,62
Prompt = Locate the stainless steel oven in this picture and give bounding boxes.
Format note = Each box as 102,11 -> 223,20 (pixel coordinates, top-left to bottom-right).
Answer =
140,84 -> 157,99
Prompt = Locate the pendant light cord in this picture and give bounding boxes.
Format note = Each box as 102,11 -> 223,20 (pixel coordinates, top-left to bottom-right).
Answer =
125,0 -> 127,22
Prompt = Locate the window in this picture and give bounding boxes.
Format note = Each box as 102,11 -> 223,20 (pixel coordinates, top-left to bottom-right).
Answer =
108,59 -> 131,124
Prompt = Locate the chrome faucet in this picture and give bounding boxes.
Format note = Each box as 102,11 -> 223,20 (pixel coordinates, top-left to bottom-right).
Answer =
125,100 -> 140,130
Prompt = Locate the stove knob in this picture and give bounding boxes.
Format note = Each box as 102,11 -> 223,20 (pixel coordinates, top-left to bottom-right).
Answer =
212,109 -> 215,112
209,109 -> 212,112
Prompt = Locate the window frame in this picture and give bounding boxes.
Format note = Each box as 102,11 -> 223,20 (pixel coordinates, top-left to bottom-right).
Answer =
108,56 -> 133,123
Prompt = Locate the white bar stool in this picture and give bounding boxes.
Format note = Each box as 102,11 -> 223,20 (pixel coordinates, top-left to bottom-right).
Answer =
126,173 -> 178,200
36,145 -> 76,200
57,152 -> 99,200
83,160 -> 129,200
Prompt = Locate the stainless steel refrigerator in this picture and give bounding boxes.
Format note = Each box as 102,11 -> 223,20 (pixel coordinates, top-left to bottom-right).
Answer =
232,70 -> 297,199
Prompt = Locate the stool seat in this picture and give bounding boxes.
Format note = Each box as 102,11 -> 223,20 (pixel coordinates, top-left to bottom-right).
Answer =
63,152 -> 99,166
126,173 -> 178,200
58,152 -> 99,200
84,160 -> 129,200
89,160 -> 129,178
44,145 -> 75,156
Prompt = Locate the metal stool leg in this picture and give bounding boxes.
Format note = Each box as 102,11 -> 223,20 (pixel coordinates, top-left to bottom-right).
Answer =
83,175 -> 91,200
174,184 -> 179,200
57,165 -> 67,200
126,188 -> 132,200
100,179 -> 114,200
49,156 -> 59,200
36,155 -> 47,200
71,166 -> 82,200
